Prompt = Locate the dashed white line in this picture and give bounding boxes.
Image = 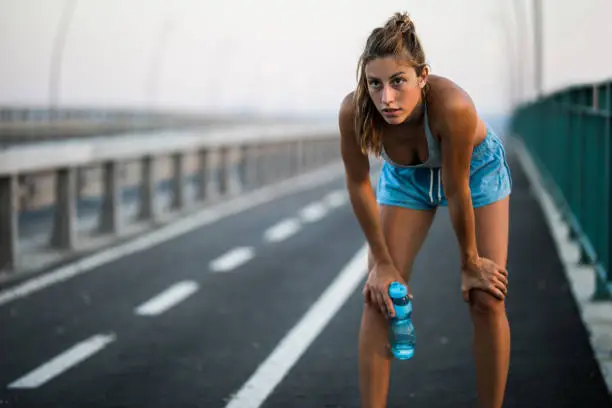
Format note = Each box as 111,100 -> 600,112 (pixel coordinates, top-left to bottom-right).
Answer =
299,202 -> 328,223
0,162 -> 344,307
223,243 -> 368,408
135,281 -> 199,316
210,247 -> 255,273
323,190 -> 348,208
264,218 -> 302,243
8,333 -> 116,389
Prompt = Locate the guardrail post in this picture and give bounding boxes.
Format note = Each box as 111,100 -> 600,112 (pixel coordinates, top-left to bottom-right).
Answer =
218,147 -> 229,196
241,145 -> 257,191
268,145 -> 278,183
313,140 -> 320,167
99,161 -> 121,234
294,140 -> 304,176
196,149 -> 209,201
139,156 -> 156,222
50,167 -> 76,249
252,144 -> 261,186
0,175 -> 18,271
228,146 -> 242,195
306,141 -> 314,169
282,142 -> 292,178
171,152 -> 185,211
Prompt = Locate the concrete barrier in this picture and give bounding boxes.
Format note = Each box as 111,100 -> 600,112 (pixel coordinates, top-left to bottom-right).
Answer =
0,123 -> 341,276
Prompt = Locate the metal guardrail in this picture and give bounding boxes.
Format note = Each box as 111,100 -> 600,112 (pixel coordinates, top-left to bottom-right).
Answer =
0,123 -> 341,274
510,78 -> 611,299
0,107 -> 280,147
0,106 -> 202,123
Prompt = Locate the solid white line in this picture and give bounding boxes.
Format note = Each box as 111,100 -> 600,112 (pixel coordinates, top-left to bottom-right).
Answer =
210,247 -> 255,273
135,281 -> 199,316
264,218 -> 302,243
8,333 -> 116,389
0,162 -> 344,307
511,136 -> 612,392
223,243 -> 368,408
299,202 -> 328,223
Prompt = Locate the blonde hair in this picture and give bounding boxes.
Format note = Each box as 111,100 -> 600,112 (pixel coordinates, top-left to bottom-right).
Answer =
354,12 -> 429,156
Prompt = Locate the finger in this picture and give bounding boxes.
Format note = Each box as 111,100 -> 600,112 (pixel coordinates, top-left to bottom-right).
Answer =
374,291 -> 388,318
494,273 -> 508,289
488,284 -> 505,301
362,285 -> 370,303
496,279 -> 508,296
462,288 -> 471,303
383,293 -> 395,318
498,267 -> 509,277
384,342 -> 392,358
496,273 -> 508,288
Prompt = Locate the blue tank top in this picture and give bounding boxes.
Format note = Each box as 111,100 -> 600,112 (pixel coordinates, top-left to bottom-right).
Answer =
380,103 -> 442,169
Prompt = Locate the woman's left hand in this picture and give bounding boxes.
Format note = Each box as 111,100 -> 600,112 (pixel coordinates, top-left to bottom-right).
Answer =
460,256 -> 508,303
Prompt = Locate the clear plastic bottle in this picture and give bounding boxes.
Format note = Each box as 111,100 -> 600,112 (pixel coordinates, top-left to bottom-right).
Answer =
388,281 -> 416,360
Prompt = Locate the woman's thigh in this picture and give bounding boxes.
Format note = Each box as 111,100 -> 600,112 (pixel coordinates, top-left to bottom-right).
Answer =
367,204 -> 437,283
474,195 -> 510,269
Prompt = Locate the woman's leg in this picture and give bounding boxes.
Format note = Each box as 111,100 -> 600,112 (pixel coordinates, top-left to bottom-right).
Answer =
471,196 -> 511,408
359,205 -> 436,408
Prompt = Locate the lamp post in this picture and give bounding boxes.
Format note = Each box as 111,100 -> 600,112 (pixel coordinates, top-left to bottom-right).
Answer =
49,0 -> 78,114
533,0 -> 544,98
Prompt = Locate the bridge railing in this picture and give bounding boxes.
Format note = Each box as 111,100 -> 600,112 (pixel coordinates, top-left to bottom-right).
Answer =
510,79 -> 612,299
0,124 -> 341,275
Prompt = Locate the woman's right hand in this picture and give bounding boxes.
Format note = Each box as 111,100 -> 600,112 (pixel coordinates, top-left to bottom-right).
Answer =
362,261 -> 408,318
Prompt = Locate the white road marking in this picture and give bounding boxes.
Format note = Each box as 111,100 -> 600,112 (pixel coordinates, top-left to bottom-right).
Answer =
264,218 -> 302,243
223,243 -> 368,408
0,162 -> 344,307
210,247 -> 255,273
135,281 -> 199,316
299,202 -> 328,223
8,333 -> 116,389
323,190 -> 348,208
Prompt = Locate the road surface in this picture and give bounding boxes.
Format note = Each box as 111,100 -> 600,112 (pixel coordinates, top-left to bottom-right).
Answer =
1,152 -> 610,407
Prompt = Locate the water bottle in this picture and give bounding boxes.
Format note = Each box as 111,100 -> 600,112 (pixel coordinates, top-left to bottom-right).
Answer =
388,281 -> 415,360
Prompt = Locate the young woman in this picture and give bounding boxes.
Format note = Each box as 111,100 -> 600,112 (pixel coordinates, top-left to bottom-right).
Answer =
338,12 -> 512,408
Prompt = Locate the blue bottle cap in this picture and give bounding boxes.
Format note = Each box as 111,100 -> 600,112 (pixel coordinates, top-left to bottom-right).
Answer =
388,281 -> 407,298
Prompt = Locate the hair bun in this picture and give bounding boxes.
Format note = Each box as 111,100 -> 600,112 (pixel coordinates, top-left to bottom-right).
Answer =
390,12 -> 414,33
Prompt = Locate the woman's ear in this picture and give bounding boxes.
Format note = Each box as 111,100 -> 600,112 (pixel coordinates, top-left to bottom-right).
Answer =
418,65 -> 430,88
419,65 -> 429,88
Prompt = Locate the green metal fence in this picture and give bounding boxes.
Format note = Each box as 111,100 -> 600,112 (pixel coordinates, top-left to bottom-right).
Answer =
510,79 -> 612,300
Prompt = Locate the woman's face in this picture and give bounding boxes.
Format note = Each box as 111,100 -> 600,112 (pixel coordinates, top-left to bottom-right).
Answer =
365,56 -> 427,125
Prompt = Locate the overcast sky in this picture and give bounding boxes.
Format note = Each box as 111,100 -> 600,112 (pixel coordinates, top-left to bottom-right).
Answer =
0,0 -> 610,116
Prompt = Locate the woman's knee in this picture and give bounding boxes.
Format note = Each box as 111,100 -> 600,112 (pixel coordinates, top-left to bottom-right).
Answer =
468,289 -> 506,316
360,302 -> 393,358
366,252 -> 414,283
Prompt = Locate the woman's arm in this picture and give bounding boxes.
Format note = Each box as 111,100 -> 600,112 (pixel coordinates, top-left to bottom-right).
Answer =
438,96 -> 480,268
338,93 -> 393,268
438,95 -> 508,301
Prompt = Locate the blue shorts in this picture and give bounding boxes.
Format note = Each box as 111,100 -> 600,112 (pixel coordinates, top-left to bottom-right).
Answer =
375,128 -> 512,210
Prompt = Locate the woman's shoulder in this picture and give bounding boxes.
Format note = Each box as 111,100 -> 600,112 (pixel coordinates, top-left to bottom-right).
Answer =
427,75 -> 476,114
427,77 -> 480,139
339,91 -> 356,117
338,91 -> 357,132
426,75 -> 479,129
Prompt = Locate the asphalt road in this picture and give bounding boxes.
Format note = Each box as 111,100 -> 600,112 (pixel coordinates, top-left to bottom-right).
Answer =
1,152 -> 611,407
